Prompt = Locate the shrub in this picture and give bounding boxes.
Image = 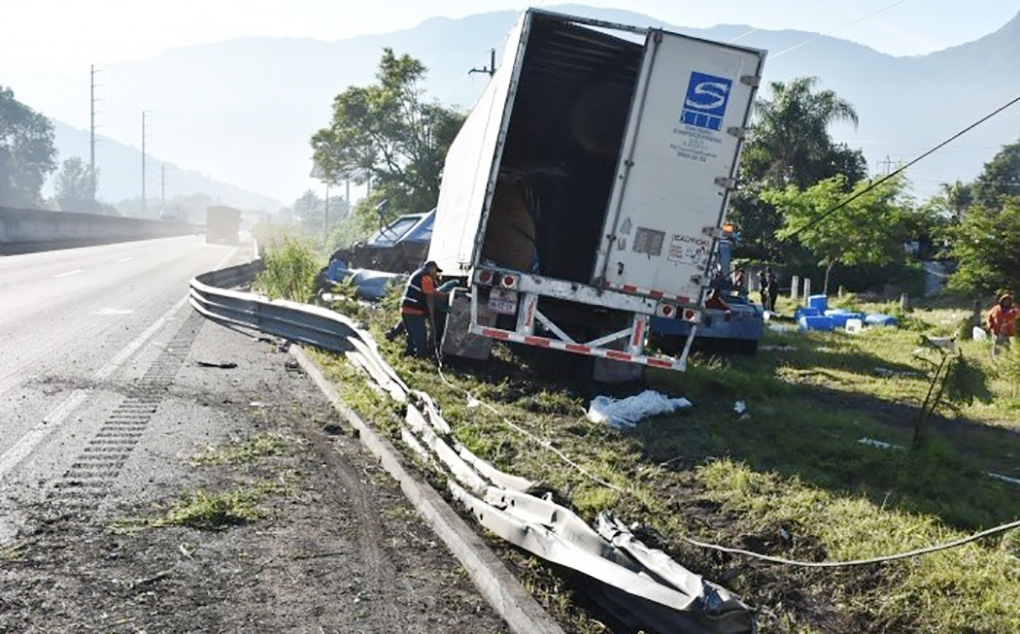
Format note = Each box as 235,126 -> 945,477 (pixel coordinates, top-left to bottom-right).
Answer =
254,236 -> 322,302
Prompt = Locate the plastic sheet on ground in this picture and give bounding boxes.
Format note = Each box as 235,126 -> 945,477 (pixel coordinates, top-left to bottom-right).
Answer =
587,390 -> 692,428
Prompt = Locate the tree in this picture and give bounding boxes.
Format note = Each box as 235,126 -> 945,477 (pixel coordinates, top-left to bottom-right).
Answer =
728,77 -> 867,261
310,49 -> 464,226
293,189 -> 324,228
765,174 -> 914,294
741,76 -> 864,189
938,180 -> 973,221
0,86 -> 57,208
53,157 -> 99,212
972,140 -> 1020,211
948,199 -> 1020,294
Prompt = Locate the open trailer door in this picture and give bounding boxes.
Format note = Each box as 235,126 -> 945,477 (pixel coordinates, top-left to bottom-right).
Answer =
594,31 -> 765,306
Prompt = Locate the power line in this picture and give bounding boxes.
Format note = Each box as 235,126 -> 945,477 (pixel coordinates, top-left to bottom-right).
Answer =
784,93 -> 1020,241
768,0 -> 912,60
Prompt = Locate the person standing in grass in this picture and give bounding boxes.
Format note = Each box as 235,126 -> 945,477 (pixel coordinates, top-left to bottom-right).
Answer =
400,260 -> 443,357
987,293 -> 1019,358
758,267 -> 772,312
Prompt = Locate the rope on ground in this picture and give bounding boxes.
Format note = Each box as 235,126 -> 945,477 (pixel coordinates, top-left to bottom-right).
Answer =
424,334 -> 1017,568
681,519 -> 1020,568
433,350 -> 625,493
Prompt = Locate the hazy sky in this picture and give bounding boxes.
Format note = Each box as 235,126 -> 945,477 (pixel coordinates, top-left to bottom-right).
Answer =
3,0 -> 1018,73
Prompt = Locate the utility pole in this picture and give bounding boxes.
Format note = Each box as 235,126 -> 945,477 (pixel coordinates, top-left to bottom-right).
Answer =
160,163 -> 166,217
879,155 -> 895,175
90,65 -> 101,202
469,48 -> 497,77
141,111 -> 149,217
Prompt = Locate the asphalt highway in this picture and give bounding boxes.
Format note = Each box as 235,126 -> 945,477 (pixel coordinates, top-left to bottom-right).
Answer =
0,236 -> 239,535
0,237 -> 514,632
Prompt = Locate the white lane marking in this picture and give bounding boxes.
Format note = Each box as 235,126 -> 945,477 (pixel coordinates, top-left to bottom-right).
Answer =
0,247 -> 238,481
116,257 -> 134,263
54,269 -> 84,278
0,391 -> 90,478
0,294 -> 187,482
93,308 -> 134,315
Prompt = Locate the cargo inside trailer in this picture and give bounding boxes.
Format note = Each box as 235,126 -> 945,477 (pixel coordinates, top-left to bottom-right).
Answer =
479,15 -> 644,285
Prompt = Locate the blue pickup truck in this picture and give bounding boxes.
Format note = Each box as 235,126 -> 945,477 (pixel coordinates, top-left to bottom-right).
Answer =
315,209 -> 435,299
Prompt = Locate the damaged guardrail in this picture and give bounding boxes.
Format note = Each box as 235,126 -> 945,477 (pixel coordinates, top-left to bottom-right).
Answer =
188,260 -> 755,633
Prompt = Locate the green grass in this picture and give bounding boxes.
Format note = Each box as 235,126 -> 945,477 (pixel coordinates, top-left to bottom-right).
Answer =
696,460 -> 1020,632
114,431 -> 302,534
308,290 -> 1020,632
111,483 -> 283,534
254,235 -> 1020,631
187,432 -> 298,466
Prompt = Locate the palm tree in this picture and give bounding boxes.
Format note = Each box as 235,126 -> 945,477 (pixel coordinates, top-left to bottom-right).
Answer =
729,77 -> 864,261
939,180 -> 972,220
748,76 -> 860,189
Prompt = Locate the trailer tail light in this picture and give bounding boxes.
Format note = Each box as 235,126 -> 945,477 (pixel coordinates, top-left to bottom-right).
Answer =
682,309 -> 701,323
499,274 -> 519,289
475,270 -> 495,286
656,302 -> 677,318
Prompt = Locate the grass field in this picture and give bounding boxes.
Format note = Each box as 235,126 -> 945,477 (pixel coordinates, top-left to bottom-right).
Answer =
255,246 -> 1020,632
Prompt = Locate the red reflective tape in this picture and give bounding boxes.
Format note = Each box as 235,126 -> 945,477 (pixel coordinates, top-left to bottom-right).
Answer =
606,351 -> 632,362
622,285 -> 638,293
482,328 -> 511,340
647,358 -> 673,369
676,296 -> 690,305
565,344 -> 591,354
632,320 -> 645,347
524,336 -> 551,347
648,290 -> 664,299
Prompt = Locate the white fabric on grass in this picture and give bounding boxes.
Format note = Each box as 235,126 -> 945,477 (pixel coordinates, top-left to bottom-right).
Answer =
587,390 -> 692,428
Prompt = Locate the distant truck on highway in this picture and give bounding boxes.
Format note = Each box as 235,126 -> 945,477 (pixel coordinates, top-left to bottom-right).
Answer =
205,205 -> 241,245
428,8 -> 765,373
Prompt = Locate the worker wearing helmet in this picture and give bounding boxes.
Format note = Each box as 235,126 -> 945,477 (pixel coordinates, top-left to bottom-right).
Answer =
400,260 -> 443,357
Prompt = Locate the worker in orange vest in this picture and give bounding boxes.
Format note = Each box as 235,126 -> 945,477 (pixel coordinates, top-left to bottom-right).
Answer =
987,293 -> 1019,358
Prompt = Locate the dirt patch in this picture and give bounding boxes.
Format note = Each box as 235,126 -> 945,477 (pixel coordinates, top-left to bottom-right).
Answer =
0,352 -> 508,634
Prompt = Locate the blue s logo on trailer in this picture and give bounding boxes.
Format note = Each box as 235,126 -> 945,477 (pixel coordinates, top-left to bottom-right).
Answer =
682,72 -> 732,131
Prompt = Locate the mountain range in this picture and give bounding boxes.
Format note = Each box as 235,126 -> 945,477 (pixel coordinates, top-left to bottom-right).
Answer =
9,4 -> 1019,209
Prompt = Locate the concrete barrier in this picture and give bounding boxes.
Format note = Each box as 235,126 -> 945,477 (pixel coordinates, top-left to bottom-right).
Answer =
0,206 -> 199,253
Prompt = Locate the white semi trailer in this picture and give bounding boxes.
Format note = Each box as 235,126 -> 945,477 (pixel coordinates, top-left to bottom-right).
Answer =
430,9 -> 766,372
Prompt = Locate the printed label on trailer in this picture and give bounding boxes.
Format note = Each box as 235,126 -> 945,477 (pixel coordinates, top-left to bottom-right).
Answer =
667,234 -> 710,266
632,227 -> 665,256
681,72 -> 732,131
670,71 -> 731,164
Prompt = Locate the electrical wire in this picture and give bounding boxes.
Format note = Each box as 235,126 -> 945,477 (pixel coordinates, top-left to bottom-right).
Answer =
682,518 -> 1020,568
422,331 -> 1020,568
768,0 -> 912,60
783,93 -> 1020,241
432,345 -> 625,493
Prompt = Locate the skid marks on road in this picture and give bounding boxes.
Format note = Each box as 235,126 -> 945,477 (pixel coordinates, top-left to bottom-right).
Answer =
49,313 -> 205,512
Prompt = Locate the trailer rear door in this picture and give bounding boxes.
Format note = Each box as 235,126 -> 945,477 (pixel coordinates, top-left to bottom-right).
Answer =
594,32 -> 764,302
427,16 -> 528,274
